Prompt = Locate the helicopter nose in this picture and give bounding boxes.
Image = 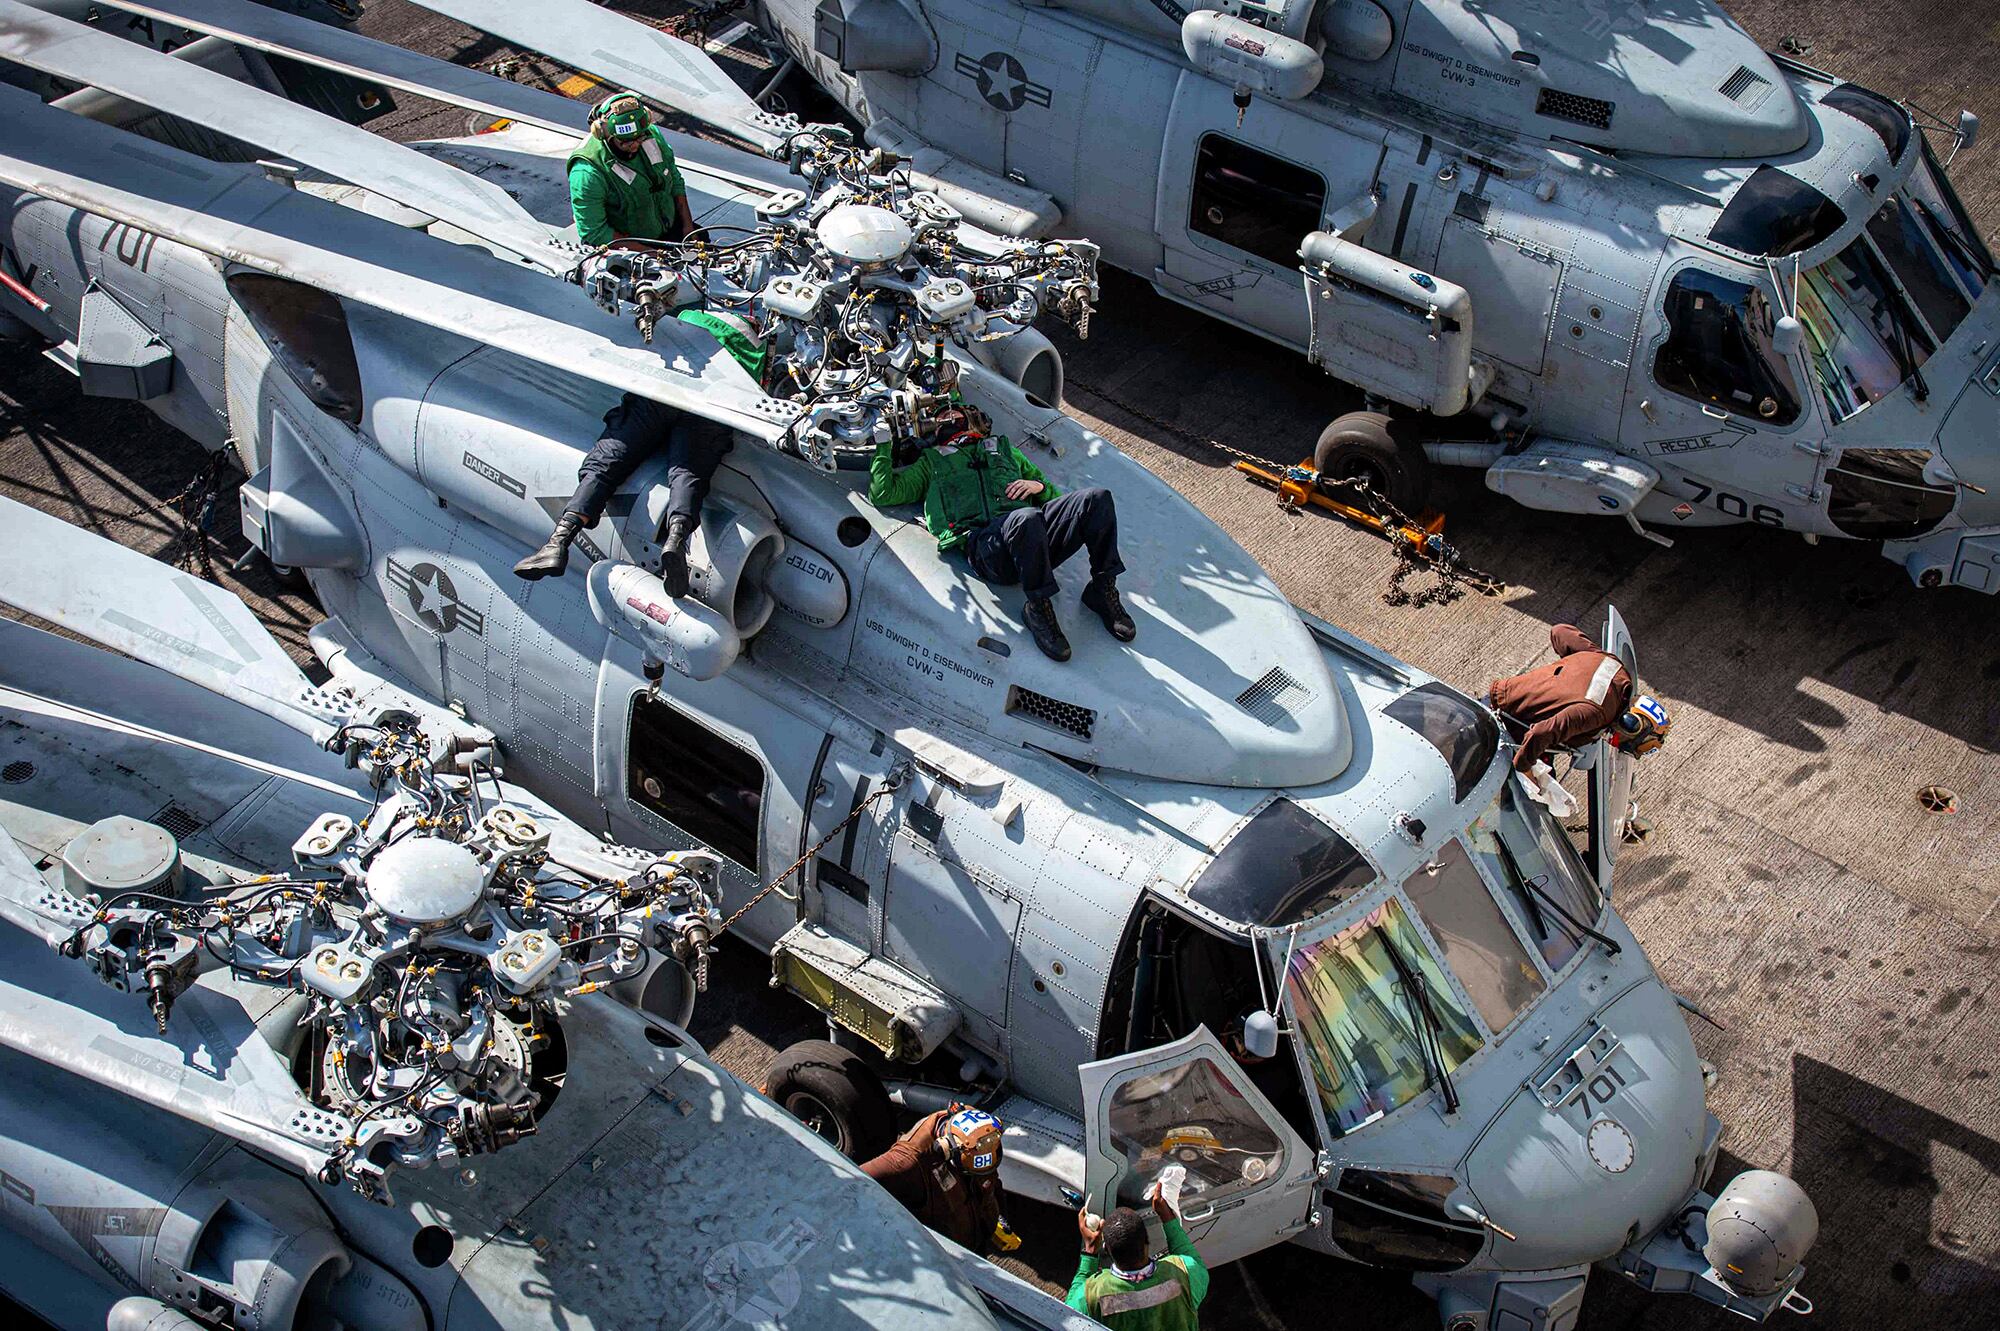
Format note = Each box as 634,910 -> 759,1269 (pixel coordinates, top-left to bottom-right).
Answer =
1462,980 -> 1708,1272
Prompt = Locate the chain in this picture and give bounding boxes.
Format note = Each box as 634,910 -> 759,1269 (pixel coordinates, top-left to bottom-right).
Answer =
119,450 -> 232,582
718,767 -> 909,932
1065,377 -> 1503,607
655,0 -> 749,43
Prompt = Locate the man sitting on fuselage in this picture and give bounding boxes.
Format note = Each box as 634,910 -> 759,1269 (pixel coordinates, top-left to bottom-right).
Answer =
867,407 -> 1134,662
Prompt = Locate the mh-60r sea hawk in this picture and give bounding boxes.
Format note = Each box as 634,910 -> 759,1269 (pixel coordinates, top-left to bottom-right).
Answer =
0,504 -> 1085,1331
758,0 -> 2000,591
0,1 -> 1815,1326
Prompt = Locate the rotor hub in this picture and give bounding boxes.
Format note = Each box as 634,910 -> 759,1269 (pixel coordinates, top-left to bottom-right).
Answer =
815,204 -> 912,265
364,838 -> 483,925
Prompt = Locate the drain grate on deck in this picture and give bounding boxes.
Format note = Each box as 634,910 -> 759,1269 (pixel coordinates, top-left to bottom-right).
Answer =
151,801 -> 207,840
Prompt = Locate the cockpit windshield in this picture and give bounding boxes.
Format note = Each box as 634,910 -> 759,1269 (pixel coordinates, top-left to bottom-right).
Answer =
1908,139 -> 1993,292
1867,194 -> 1973,347
1280,899 -> 1482,1135
1465,778 -> 1602,971
1797,238 -> 1936,421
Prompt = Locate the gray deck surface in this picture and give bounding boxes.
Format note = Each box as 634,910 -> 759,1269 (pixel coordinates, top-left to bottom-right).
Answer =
2,3 -> 1995,1328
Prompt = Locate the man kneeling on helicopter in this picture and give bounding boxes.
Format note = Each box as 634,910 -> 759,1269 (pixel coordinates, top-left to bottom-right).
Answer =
868,406 -> 1135,662
1488,624 -> 1671,787
516,93 -> 766,595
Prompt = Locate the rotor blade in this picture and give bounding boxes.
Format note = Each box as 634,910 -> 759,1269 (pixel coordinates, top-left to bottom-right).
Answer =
0,498 -> 346,745
0,86 -> 784,439
0,0 -> 571,270
95,0 -> 592,137
399,0 -> 795,154
0,822 -> 83,949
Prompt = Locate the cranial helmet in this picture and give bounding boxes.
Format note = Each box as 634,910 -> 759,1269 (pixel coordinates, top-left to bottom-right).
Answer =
591,92 -> 651,143
938,1107 -> 1004,1177
1613,693 -> 1671,756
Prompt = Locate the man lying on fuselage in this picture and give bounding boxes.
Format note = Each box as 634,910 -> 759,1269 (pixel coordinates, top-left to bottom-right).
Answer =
867,406 -> 1135,662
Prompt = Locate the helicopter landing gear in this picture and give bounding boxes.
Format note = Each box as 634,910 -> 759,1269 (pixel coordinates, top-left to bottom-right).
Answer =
1313,410 -> 1432,515
763,1038 -> 896,1162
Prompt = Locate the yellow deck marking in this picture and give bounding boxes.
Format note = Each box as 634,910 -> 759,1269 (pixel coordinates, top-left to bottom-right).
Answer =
485,71 -> 601,132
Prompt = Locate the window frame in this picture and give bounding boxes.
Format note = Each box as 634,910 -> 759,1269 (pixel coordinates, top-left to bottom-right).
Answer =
624,690 -> 767,873
1651,263 -> 1805,426
1187,132 -> 1330,271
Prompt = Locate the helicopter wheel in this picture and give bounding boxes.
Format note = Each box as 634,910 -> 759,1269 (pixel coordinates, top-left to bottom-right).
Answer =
763,1039 -> 896,1162
1313,411 -> 1431,514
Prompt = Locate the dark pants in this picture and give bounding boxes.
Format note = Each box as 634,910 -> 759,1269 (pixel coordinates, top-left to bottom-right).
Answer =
967,487 -> 1124,603
564,393 -> 732,529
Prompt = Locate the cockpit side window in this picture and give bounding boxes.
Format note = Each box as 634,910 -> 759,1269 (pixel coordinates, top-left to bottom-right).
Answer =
1190,798 -> 1374,928
1709,166 -> 1846,258
627,693 -> 764,871
1382,683 -> 1499,804
1402,840 -> 1546,1033
1190,134 -> 1328,270
1822,83 -> 1913,163
1653,268 -> 1803,425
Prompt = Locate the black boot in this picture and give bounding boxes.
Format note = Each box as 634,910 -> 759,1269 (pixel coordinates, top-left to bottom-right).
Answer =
659,515 -> 694,598
515,511 -> 584,580
1023,596 -> 1071,662
1081,575 -> 1136,642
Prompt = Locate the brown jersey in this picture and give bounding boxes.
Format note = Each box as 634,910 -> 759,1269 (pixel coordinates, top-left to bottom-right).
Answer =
1489,625 -> 1633,771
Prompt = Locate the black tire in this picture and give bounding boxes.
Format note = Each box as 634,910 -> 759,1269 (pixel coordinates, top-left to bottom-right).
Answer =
762,1039 -> 896,1162
1313,411 -> 1431,514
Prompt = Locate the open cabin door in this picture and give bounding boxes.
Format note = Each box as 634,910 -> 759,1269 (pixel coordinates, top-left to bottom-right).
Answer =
1587,605 -> 1639,892
1078,1025 -> 1315,1265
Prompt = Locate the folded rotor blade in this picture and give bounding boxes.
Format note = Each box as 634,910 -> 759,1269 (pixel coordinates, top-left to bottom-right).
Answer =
0,498 -> 344,745
400,0 -> 796,154
0,87 -> 783,441
96,0 -> 592,137
0,823 -> 82,949
0,0 -> 571,270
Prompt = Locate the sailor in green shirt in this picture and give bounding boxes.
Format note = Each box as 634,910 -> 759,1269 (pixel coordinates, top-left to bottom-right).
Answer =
567,92 -> 694,247
514,306 -> 768,595
1068,1185 -> 1209,1330
868,406 -> 1135,662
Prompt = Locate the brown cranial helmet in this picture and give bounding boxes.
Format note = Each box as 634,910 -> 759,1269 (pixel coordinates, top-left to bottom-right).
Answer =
938,1106 -> 1004,1177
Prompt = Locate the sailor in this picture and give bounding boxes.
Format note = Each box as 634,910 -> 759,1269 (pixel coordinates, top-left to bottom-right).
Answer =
868,408 -> 1135,662
1068,1184 -> 1209,1329
1488,624 -> 1672,781
568,91 -> 694,247
858,1106 -> 1021,1257
514,308 -> 766,593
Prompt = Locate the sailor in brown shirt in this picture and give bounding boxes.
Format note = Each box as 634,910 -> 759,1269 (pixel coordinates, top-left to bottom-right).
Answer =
859,1105 -> 1018,1256
1488,624 -> 1672,785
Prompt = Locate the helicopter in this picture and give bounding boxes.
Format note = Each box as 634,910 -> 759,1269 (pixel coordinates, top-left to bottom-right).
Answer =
747,0 -> 2000,591
0,1 -> 1818,1325
0,501 -> 1087,1331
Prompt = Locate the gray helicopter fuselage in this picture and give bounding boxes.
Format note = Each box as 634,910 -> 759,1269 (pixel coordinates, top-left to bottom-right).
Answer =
0,619 -> 1066,1331
757,0 -> 2000,590
1,120 -> 1800,1320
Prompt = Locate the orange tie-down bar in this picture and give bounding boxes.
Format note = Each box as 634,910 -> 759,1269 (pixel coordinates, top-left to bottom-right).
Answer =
1232,457 -> 1447,550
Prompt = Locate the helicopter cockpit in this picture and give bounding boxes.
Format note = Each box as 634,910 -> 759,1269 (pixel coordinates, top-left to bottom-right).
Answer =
1077,641 -> 1811,1318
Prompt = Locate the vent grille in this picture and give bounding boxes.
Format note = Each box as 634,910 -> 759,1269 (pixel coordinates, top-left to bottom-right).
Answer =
1718,65 -> 1771,105
2,760 -> 34,784
1236,667 -> 1314,726
1006,686 -> 1096,740
151,802 -> 206,840
1537,87 -> 1615,130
